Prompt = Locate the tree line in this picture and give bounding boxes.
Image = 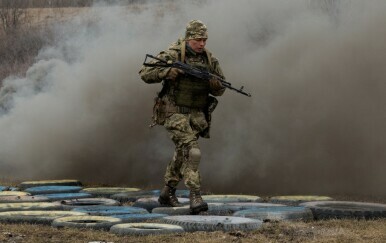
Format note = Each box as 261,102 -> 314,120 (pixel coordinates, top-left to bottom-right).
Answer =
0,0 -> 142,8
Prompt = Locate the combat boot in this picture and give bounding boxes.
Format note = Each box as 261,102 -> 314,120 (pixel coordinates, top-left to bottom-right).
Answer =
158,185 -> 182,207
189,190 -> 208,214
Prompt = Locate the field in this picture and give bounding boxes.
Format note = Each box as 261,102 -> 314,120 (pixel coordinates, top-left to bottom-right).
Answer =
1,2 -> 386,242
0,207 -> 386,242
0,177 -> 385,242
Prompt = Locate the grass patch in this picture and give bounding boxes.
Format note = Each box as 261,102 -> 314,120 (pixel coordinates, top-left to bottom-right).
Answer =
0,219 -> 385,242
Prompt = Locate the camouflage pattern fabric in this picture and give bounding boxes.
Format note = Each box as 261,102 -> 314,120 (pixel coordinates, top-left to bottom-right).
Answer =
185,20 -> 208,40
139,20 -> 226,191
163,111 -> 208,190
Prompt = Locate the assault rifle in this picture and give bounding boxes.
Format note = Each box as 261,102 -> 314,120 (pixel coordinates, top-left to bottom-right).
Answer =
143,54 -> 252,97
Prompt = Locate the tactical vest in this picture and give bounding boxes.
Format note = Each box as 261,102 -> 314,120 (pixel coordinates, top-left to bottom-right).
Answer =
173,42 -> 212,109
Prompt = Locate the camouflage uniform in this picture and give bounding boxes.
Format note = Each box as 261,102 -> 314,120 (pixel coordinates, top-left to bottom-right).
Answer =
139,20 -> 225,192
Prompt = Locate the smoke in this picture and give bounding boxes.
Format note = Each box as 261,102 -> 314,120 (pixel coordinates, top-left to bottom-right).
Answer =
0,0 -> 385,197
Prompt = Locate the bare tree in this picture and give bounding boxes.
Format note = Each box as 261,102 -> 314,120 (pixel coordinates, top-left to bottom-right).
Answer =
0,0 -> 29,34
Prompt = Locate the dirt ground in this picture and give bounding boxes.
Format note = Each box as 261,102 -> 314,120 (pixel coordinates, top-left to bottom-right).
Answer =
1,179 -> 386,242
1,219 -> 386,242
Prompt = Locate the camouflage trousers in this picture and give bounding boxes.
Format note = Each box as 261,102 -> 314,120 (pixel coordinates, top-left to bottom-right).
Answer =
163,111 -> 208,191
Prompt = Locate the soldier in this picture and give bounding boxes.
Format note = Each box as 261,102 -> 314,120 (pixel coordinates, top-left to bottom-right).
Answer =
139,20 -> 225,214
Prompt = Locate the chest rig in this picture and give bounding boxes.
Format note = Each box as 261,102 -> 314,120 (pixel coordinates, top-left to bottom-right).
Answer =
173,41 -> 213,109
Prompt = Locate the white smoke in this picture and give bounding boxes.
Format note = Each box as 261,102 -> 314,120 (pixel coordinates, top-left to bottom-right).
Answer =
0,0 -> 385,197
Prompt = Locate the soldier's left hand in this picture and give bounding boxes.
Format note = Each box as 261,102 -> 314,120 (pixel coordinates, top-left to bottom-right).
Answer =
209,78 -> 223,91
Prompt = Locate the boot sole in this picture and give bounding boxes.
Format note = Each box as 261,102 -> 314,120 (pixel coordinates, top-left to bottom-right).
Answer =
190,204 -> 209,215
158,197 -> 171,207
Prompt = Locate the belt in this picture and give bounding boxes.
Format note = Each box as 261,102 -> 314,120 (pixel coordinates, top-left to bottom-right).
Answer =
177,106 -> 203,114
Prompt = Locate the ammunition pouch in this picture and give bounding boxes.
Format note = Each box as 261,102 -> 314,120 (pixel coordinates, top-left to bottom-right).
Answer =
200,96 -> 218,138
151,95 -> 180,126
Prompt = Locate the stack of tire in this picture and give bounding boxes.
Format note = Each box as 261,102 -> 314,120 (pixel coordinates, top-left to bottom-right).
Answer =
2,180 -> 386,236
266,195 -> 386,220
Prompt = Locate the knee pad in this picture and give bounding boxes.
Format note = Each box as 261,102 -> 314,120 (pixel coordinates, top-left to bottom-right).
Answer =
189,147 -> 201,170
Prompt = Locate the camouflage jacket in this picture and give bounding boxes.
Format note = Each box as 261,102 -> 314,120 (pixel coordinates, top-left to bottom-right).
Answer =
139,39 -> 226,138
139,38 -> 225,96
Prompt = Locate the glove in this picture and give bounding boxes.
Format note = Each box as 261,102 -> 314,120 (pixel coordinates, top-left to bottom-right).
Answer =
158,67 -> 183,81
166,68 -> 184,81
209,78 -> 223,91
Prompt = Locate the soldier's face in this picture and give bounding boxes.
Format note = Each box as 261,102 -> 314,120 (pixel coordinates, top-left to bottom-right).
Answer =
187,38 -> 207,53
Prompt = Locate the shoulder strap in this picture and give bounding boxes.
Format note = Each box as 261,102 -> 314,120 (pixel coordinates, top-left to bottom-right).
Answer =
180,40 -> 186,63
204,48 -> 212,67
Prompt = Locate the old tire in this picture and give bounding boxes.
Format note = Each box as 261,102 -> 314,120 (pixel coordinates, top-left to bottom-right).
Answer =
81,187 -> 141,198
175,190 -> 190,198
52,215 -> 122,230
0,202 -> 62,212
269,195 -> 333,206
161,215 -> 262,232
0,191 -> 30,197
202,195 -> 262,203
110,223 -> 184,236
133,197 -> 189,212
0,210 -> 87,225
0,195 -> 50,203
300,201 -> 386,219
225,202 -> 286,209
233,206 -> 313,222
111,190 -> 160,203
19,180 -> 82,190
152,203 -> 279,216
71,206 -> 148,216
35,192 -> 92,201
25,186 -> 82,195
152,203 -> 238,216
0,186 -> 9,191
111,213 -> 167,223
59,198 -> 120,210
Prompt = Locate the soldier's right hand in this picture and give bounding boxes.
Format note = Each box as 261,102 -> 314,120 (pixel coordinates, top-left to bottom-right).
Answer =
166,68 -> 184,81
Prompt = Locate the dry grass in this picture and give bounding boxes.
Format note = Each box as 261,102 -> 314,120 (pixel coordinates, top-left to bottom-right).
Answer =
0,219 -> 385,242
1,178 -> 386,242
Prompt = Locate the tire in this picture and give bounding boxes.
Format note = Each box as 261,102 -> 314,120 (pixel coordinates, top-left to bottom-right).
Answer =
35,193 -> 92,201
52,215 -> 122,230
81,187 -> 141,198
175,190 -> 190,198
111,190 -> 160,203
152,205 -> 190,215
269,195 -> 333,206
110,223 -> 184,236
0,191 -> 30,197
300,201 -> 386,220
0,202 -> 62,212
58,198 -> 121,210
133,197 -> 189,212
225,202 -> 286,209
152,203 -> 248,216
25,186 -> 82,195
161,215 -> 262,232
0,195 -> 50,203
0,210 -> 87,225
71,206 -> 148,216
111,213 -> 167,223
202,195 -> 262,203
233,206 -> 313,222
0,186 -> 8,191
19,180 -> 82,190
